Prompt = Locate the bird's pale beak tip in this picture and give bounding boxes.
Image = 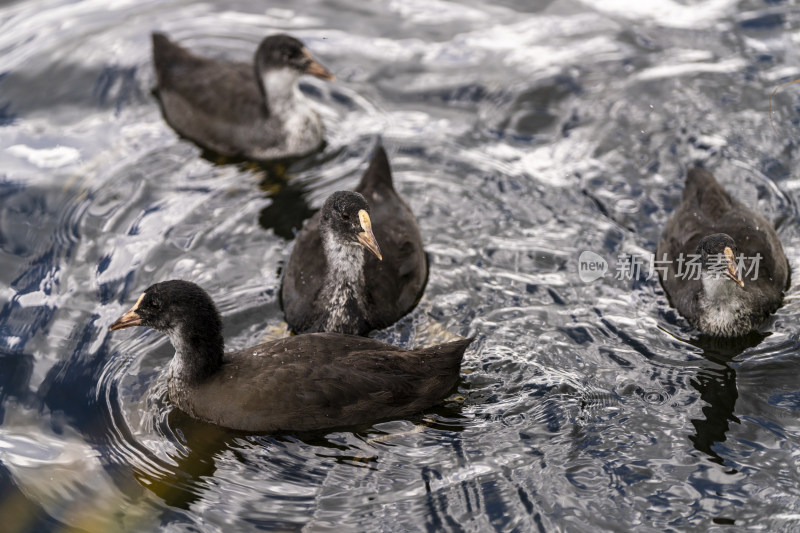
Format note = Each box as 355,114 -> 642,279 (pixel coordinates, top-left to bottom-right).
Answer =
109,310 -> 142,331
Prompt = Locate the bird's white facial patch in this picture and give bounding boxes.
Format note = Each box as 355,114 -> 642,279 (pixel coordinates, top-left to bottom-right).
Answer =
359,209 -> 371,233
723,246 -> 735,262
130,292 -> 146,311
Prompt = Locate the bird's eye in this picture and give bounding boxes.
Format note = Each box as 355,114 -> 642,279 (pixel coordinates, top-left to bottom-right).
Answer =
341,213 -> 350,221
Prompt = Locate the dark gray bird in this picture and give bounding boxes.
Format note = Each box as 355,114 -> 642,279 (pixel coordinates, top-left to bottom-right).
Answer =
281,146 -> 428,335
656,168 -> 790,337
109,280 -> 471,433
152,32 -> 333,160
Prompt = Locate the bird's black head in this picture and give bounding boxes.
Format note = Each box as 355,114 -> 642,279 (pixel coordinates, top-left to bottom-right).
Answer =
696,233 -> 744,287
319,191 -> 382,260
696,233 -> 736,261
254,34 -> 333,79
109,280 -> 222,334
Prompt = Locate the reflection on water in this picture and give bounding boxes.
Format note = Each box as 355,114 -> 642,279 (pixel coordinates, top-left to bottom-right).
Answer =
255,160 -> 318,241
258,175 -> 316,240
690,362 -> 739,468
1,0 -> 800,531
138,410 -> 233,511
687,334 -> 764,468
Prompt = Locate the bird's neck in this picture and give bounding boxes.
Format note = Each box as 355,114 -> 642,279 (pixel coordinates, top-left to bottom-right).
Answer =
700,275 -> 743,305
697,274 -> 753,335
165,322 -> 225,384
319,230 -> 368,332
259,68 -> 306,116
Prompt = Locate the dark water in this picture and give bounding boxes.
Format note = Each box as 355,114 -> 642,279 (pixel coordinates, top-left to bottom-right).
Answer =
1,0 -> 800,531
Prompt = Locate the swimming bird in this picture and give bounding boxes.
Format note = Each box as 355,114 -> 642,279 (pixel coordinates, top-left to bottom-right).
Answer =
109,280 -> 472,433
281,146 -> 428,335
152,32 -> 333,160
656,168 -> 790,337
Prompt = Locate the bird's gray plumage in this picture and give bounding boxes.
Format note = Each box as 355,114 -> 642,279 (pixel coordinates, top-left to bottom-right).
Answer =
110,280 -> 470,433
656,168 -> 790,336
152,32 -> 330,160
281,146 -> 428,335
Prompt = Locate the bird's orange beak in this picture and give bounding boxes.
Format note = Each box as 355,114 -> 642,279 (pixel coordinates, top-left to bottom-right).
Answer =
356,209 -> 382,261
723,246 -> 744,288
303,49 -> 334,80
109,293 -> 145,331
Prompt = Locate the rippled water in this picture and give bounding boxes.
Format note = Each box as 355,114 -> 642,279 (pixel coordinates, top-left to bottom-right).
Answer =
2,0 -> 800,531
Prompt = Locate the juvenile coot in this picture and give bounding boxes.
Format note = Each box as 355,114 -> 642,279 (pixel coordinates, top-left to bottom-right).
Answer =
109,280 -> 471,433
281,146 -> 428,335
152,33 -> 333,160
656,168 -> 790,337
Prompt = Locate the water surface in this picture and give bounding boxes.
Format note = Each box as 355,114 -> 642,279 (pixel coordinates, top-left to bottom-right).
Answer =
1,0 -> 800,531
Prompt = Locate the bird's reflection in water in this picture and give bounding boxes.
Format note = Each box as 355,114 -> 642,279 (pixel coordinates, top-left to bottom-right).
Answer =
133,409 -> 234,510
199,147 -> 330,240
257,168 -> 316,240
136,404 -> 469,509
688,332 -> 767,468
